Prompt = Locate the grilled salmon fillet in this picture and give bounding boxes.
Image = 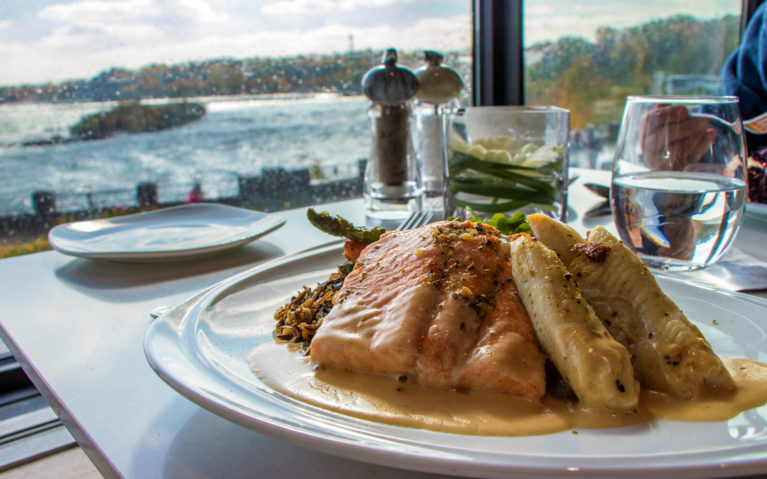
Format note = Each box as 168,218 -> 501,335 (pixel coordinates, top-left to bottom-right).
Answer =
310,221 -> 547,399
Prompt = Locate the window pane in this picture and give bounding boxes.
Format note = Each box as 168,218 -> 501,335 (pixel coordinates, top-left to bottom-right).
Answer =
0,1 -> 472,257
524,1 -> 742,169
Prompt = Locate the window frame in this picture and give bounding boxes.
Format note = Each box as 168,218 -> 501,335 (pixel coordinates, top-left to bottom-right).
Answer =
472,0 -> 524,106
474,0 -> 755,107
742,0 -> 765,37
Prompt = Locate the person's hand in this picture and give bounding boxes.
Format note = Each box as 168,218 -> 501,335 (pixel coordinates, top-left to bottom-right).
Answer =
639,104 -> 716,170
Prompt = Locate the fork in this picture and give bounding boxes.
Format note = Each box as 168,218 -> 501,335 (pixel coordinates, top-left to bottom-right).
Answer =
396,210 -> 434,230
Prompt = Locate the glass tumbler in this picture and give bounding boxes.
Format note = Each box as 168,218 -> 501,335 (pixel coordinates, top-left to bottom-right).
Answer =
443,106 -> 570,222
611,96 -> 748,271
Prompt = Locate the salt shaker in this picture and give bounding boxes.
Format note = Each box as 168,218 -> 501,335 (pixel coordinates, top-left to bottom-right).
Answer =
361,48 -> 422,223
413,51 -> 463,213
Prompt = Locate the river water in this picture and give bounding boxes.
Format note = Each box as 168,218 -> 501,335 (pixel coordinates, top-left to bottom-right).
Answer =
0,94 -> 611,216
0,94 -> 370,215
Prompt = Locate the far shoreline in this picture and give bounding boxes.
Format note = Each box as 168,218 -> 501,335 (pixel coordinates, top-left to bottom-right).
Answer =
0,93 -> 368,148
0,91 -> 365,108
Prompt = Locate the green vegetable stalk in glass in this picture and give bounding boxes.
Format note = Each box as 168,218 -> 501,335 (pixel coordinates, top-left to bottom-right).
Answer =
443,106 -> 570,222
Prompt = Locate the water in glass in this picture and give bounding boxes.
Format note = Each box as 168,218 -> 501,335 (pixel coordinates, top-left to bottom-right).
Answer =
611,96 -> 747,271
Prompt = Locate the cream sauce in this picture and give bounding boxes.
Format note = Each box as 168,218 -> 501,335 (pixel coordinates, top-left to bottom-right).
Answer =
248,343 -> 767,436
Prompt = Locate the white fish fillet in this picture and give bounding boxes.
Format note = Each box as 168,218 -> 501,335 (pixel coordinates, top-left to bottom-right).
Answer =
509,235 -> 640,410
527,213 -> 735,399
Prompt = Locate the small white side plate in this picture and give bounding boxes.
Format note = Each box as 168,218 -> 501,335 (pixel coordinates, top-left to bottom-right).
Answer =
48,203 -> 285,262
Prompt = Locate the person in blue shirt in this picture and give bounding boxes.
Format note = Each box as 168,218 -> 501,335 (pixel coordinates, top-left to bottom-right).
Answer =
722,3 -> 767,203
722,2 -> 767,151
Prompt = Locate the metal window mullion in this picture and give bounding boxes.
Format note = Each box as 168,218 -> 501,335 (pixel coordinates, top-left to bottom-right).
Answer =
741,0 -> 764,39
472,0 -> 524,106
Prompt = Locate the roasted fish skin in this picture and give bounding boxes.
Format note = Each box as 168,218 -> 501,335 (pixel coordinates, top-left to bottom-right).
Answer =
527,213 -> 735,399
509,235 -> 640,410
310,221 -> 547,399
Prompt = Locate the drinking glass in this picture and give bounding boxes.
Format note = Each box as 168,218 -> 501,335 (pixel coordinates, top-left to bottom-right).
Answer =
611,96 -> 747,271
443,106 -> 570,221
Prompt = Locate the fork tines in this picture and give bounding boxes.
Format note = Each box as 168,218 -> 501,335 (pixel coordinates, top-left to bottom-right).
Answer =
397,211 -> 434,231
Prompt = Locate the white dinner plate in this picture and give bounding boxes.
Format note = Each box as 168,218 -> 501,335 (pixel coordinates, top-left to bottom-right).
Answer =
144,244 -> 767,478
48,203 -> 285,262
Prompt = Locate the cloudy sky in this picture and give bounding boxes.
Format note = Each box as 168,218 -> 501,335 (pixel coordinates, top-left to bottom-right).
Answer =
0,0 -> 741,87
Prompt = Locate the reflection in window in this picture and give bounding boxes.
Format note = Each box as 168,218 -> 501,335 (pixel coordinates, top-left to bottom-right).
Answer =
524,1 -> 741,169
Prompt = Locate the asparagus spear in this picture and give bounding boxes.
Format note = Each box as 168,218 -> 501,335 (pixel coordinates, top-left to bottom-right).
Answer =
307,208 -> 386,243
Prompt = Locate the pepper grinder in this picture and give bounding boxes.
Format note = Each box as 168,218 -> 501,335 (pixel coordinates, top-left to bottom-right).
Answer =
361,48 -> 422,223
413,51 -> 463,214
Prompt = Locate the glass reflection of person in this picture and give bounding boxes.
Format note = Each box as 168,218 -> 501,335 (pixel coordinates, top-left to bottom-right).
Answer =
636,104 -> 717,262
640,104 -> 716,171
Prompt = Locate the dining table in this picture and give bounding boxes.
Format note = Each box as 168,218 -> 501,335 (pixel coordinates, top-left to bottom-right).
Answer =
1,167 -> 767,479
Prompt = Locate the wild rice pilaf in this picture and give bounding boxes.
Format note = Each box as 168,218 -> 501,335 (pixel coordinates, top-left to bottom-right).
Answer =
273,260 -> 353,350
